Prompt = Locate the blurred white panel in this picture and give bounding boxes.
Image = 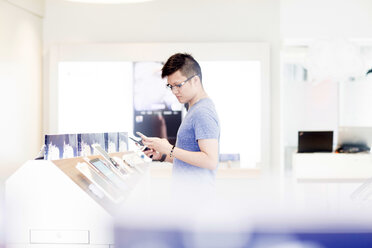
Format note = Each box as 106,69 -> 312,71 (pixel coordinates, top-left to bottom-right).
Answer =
340,77 -> 372,127
58,62 -> 133,134
201,61 -> 261,168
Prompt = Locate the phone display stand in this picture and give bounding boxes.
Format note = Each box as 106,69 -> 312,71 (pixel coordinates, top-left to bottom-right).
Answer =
6,151 -> 150,247
76,161 -> 125,203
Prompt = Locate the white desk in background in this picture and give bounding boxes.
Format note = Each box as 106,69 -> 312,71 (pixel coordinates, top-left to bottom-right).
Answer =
292,152 -> 372,213
293,152 -> 372,180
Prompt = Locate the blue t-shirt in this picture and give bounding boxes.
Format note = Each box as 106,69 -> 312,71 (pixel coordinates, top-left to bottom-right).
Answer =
173,98 -> 220,185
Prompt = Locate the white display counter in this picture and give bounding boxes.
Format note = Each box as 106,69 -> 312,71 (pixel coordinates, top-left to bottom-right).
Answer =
5,153 -> 148,248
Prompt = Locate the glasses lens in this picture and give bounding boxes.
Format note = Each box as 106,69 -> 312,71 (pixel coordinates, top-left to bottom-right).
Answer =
166,84 -> 172,90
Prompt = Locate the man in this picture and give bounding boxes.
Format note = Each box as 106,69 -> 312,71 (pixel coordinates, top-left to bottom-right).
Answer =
139,53 -> 220,185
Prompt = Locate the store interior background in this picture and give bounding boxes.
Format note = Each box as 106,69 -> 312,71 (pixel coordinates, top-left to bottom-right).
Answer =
2,0 -> 372,235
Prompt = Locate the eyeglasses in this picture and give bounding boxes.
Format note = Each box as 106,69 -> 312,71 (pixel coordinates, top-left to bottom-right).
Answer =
166,74 -> 199,90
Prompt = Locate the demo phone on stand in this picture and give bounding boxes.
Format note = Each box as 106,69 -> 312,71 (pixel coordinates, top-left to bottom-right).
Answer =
76,162 -> 124,203
86,158 -> 129,191
92,144 -> 133,174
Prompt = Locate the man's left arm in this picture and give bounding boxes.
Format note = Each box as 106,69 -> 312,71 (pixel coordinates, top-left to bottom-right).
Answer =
140,136 -> 218,169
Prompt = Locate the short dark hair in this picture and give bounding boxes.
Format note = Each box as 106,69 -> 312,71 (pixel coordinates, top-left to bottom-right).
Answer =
161,53 -> 202,83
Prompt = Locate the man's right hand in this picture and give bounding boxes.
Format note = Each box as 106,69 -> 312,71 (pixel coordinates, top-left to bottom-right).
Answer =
143,148 -> 162,161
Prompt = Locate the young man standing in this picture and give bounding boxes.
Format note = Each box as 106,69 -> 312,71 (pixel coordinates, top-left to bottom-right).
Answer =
140,53 -> 220,185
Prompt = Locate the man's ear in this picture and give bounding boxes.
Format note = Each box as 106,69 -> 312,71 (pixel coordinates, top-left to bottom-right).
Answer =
194,76 -> 201,86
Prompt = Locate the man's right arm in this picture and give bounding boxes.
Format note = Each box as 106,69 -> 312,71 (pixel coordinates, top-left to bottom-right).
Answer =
143,149 -> 173,163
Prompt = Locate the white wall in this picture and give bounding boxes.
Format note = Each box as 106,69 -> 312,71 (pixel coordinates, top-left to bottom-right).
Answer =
43,0 -> 281,171
6,0 -> 45,16
281,0 -> 372,40
0,0 -> 43,179
283,78 -> 339,147
44,0 -> 280,44
340,76 -> 372,127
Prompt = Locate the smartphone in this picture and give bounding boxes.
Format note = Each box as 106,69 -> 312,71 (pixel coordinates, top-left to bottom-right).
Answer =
92,144 -> 133,174
129,136 -> 150,151
122,153 -> 144,173
88,158 -> 128,191
76,162 -> 124,203
129,136 -> 145,146
92,144 -> 120,168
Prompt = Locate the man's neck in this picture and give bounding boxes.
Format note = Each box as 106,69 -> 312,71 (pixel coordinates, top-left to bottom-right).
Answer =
189,91 -> 208,108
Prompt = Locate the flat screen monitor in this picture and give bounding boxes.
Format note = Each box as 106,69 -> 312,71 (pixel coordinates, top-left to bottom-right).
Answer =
133,62 -> 183,144
298,131 -> 333,153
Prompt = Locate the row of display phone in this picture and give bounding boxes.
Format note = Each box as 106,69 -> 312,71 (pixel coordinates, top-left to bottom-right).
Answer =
76,144 -> 144,203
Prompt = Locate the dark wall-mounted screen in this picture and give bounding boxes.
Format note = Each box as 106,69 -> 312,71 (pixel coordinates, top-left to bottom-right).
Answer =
133,62 -> 183,145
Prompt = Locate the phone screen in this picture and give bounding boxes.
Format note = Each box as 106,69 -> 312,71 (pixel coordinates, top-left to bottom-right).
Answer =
91,159 -> 113,177
90,159 -> 128,190
93,144 -> 120,169
76,162 -> 123,202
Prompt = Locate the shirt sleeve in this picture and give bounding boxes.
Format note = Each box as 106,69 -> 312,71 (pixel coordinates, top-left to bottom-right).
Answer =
193,108 -> 220,141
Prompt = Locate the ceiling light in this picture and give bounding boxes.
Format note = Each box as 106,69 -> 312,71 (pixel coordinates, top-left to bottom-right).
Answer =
65,0 -> 153,4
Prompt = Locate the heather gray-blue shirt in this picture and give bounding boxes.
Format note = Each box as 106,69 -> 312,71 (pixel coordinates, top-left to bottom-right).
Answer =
173,98 -> 220,185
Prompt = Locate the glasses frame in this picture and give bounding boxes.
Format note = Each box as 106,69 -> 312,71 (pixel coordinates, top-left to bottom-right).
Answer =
166,74 -> 199,91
